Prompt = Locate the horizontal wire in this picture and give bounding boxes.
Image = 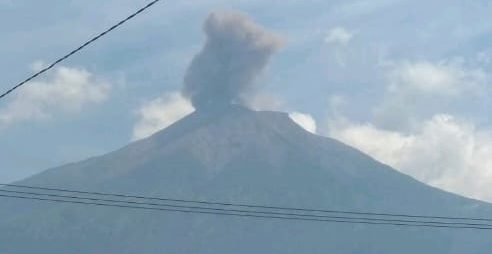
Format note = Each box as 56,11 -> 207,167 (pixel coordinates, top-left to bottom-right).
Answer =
2,183 -> 491,223
2,189 -> 490,228
1,193 -> 491,230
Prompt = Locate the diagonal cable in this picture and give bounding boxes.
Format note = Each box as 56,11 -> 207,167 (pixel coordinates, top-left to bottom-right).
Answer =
0,0 -> 162,100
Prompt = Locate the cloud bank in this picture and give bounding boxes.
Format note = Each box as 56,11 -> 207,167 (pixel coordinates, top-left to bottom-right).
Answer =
182,11 -> 283,110
328,58 -> 492,202
0,66 -> 110,126
289,112 -> 317,133
330,114 -> 492,202
375,60 -> 487,130
132,92 -> 194,140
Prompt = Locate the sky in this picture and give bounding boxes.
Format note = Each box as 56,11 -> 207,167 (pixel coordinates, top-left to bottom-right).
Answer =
1,0 -> 492,202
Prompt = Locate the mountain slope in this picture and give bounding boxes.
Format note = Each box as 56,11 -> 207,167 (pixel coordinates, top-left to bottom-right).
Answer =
1,106 -> 491,253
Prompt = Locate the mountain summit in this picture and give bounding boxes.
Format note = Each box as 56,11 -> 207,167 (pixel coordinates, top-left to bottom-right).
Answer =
1,106 -> 492,253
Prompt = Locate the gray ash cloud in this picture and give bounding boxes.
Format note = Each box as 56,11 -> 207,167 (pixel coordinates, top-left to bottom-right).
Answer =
182,11 -> 282,110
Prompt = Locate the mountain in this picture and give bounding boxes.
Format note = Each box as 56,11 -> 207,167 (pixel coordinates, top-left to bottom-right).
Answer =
1,105 -> 491,253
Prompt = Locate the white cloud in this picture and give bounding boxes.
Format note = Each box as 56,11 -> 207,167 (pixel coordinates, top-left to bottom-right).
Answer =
325,27 -> 354,45
386,60 -> 486,96
325,55 -> 492,202
289,112 -> 317,133
374,60 -> 488,130
132,92 -> 194,140
330,113 -> 492,202
0,66 -> 110,125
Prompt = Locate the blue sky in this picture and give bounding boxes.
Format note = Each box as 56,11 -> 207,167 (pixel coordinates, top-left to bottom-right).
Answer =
1,0 -> 492,201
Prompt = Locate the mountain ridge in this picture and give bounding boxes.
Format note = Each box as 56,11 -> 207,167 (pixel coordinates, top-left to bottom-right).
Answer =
1,106 -> 492,253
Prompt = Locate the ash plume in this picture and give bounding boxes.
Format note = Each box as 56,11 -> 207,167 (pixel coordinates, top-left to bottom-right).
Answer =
182,11 -> 283,110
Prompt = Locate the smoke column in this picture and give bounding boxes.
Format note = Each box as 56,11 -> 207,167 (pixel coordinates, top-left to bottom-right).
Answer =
182,11 -> 282,110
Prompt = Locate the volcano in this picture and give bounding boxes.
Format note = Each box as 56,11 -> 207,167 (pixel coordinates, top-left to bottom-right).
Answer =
1,106 -> 492,253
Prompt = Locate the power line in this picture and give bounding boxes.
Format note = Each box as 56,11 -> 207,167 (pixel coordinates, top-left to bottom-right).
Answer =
2,183 -> 491,223
0,0 -> 162,100
1,193 -> 491,230
2,184 -> 492,229
2,189 -> 490,228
